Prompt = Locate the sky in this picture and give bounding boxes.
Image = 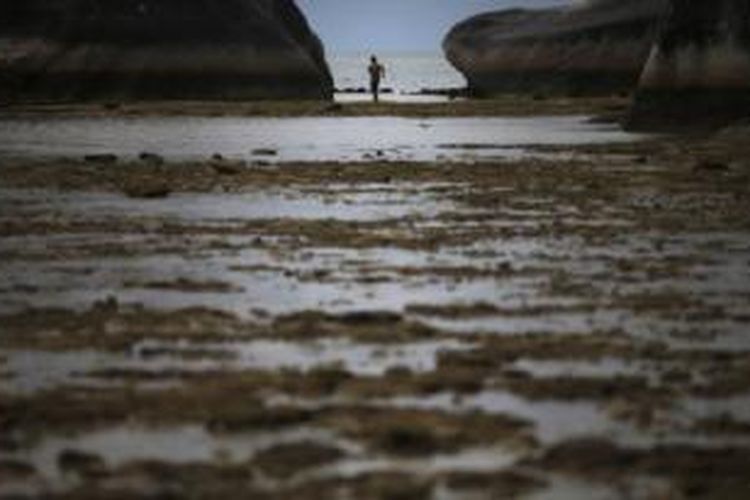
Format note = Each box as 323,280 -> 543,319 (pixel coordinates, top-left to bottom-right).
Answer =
297,0 -> 568,53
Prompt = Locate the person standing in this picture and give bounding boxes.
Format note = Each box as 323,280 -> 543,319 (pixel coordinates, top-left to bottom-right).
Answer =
368,55 -> 386,103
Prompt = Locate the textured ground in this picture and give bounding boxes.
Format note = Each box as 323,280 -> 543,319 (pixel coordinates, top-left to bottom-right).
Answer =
0,114 -> 749,499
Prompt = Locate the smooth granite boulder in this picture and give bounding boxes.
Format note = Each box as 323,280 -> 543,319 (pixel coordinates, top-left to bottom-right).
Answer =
443,0 -> 668,96
628,0 -> 750,131
0,0 -> 333,101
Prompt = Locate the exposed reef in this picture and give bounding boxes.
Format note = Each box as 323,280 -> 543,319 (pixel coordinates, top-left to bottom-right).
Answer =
443,0 -> 668,97
0,0 -> 333,101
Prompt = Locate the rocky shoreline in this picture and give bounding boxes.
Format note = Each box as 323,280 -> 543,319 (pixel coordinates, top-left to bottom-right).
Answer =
1,1 -> 749,497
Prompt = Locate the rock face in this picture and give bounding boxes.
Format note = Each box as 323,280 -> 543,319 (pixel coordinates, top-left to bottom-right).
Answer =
628,0 -> 750,130
443,0 -> 668,96
0,0 -> 333,101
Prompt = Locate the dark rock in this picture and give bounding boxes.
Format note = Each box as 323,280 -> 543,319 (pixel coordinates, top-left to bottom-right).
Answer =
138,152 -> 165,165
443,0 -> 668,97
337,311 -> 404,325
122,180 -> 171,199
83,153 -> 118,164
251,148 -> 278,157
693,159 -> 730,173
93,295 -> 119,312
628,0 -> 750,131
58,449 -> 107,477
0,0 -> 333,102
0,459 -> 35,480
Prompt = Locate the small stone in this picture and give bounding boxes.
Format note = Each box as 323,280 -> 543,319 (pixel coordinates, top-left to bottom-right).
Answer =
83,153 -> 118,164
138,152 -> 165,165
58,449 -> 107,477
693,159 -> 729,172
252,148 -> 278,157
93,295 -> 119,312
122,179 -> 171,199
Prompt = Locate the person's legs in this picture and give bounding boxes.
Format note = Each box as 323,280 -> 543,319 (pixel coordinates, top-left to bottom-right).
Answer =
371,79 -> 379,102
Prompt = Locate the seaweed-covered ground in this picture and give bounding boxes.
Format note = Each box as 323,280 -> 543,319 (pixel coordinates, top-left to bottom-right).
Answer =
0,106 -> 749,499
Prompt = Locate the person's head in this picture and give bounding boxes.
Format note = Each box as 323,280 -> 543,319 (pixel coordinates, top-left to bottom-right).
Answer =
370,55 -> 377,64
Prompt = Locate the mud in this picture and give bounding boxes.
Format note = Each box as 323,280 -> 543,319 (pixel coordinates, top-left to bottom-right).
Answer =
0,109 -> 749,498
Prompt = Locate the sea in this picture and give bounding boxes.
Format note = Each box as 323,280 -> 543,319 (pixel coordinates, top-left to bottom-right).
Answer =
329,51 -> 466,97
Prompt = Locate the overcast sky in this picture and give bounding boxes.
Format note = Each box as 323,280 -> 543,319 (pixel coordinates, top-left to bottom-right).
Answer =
297,0 -> 568,53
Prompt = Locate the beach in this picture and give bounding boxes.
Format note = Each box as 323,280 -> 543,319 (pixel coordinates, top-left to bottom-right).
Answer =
1,93 -> 750,498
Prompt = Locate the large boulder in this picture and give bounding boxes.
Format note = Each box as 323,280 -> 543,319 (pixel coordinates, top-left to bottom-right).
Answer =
628,0 -> 750,131
0,0 -> 333,101
443,0 -> 668,97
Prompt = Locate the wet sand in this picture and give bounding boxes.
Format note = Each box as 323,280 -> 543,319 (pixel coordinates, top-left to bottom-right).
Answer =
1,101 -> 749,499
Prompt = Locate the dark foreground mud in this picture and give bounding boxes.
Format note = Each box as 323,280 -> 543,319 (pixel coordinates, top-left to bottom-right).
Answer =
1,122 -> 749,499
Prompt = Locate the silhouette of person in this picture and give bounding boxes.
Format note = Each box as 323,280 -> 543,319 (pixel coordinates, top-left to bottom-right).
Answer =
368,55 -> 385,103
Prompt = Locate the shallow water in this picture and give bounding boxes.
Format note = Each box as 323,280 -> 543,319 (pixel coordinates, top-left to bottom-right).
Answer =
0,339 -> 473,393
0,185 -> 455,223
2,126 -> 749,498
334,92 -> 454,103
1,425 -> 355,487
1,184 -> 749,351
0,115 -> 640,163
328,52 -> 466,95
386,390 -> 750,449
